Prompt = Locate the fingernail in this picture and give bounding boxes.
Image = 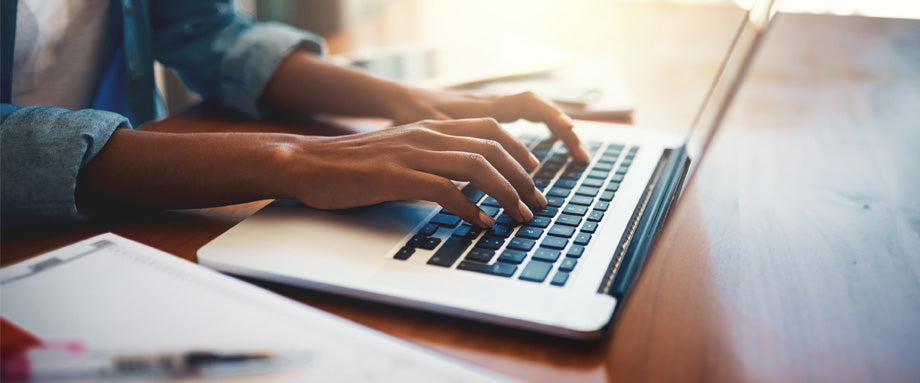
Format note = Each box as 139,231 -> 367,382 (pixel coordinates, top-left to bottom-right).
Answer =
579,142 -> 591,163
559,113 -> 575,128
479,210 -> 495,228
528,152 -> 540,169
533,188 -> 547,207
517,200 -> 534,222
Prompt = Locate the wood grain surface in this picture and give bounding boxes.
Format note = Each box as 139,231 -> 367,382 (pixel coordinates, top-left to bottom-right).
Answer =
2,3 -> 918,382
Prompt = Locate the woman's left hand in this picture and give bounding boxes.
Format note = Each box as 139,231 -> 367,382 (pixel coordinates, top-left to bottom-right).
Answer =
388,87 -> 589,163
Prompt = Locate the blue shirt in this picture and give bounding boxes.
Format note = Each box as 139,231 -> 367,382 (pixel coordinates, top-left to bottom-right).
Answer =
0,0 -> 325,225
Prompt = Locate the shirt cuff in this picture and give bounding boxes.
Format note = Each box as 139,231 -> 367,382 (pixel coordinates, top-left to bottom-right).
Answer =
1,106 -> 130,225
218,22 -> 326,118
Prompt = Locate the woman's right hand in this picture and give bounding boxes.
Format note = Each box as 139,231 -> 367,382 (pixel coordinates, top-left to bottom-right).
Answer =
275,118 -> 548,228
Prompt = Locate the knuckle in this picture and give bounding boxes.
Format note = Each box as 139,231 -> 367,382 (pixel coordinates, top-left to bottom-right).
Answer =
462,152 -> 490,169
516,90 -> 539,101
479,117 -> 501,128
405,126 -> 435,140
479,139 -> 505,157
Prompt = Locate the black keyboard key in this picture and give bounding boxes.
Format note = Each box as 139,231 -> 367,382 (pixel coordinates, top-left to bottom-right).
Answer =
481,197 -> 501,207
487,224 -> 513,238
621,158 -> 633,166
498,249 -> 528,264
541,236 -> 568,249
532,248 -> 561,262
553,179 -> 577,189
496,213 -> 516,226
476,236 -> 506,250
452,224 -> 473,238
567,245 -> 585,258
394,246 -> 415,260
533,137 -> 556,150
507,237 -> 536,251
615,167 -> 628,175
611,174 -> 625,183
418,223 -> 438,236
465,248 -> 495,262
592,162 -> 614,171
420,236 -> 441,249
574,232 -> 592,245
586,170 -> 609,179
563,204 -> 589,216
597,156 -> 618,164
575,186 -> 600,197
569,195 -> 594,206
550,271 -> 569,286
461,184 -> 485,203
480,205 -> 500,217
559,257 -> 578,272
605,182 -> 620,192
546,196 -> 565,207
548,224 -> 577,238
581,177 -> 604,188
560,170 -> 583,180
594,201 -> 610,211
534,206 -> 559,218
580,221 -> 598,234
517,227 -> 544,239
534,178 -> 551,189
547,187 -> 571,198
427,238 -> 471,267
408,234 -> 441,250
535,169 -> 557,180
599,191 -> 615,201
587,210 -> 605,222
430,213 -> 461,227
519,260 -> 554,282
458,261 -> 517,277
556,214 -> 582,226
528,216 -> 552,228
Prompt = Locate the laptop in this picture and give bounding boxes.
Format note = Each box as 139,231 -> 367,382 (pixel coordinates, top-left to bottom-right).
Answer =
199,0 -> 778,339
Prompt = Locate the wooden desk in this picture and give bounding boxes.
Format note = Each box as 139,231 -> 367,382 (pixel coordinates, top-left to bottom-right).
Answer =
3,3 -> 919,382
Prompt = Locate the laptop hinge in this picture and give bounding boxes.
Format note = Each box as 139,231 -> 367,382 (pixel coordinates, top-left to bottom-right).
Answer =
597,146 -> 690,297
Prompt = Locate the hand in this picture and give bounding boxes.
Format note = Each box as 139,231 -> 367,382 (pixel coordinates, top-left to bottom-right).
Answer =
277,118 -> 549,227
387,87 -> 589,163
262,51 -> 587,162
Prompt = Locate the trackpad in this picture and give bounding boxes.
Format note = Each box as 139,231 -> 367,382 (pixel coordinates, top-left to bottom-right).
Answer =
253,199 -> 438,260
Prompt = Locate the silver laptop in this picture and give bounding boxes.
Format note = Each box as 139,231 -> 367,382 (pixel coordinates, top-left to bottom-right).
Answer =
199,0 -> 777,339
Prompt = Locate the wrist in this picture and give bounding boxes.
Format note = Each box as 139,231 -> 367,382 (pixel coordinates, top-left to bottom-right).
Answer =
375,80 -> 409,120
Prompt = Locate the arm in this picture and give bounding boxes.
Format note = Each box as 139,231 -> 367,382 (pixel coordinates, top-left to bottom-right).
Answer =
150,0 -> 587,161
262,50 -> 590,162
75,119 -> 546,228
1,104 -> 127,225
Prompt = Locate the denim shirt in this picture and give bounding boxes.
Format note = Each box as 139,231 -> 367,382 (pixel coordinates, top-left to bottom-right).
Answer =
0,0 -> 325,225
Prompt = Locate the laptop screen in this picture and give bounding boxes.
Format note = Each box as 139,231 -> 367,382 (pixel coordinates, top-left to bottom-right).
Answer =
683,0 -> 779,168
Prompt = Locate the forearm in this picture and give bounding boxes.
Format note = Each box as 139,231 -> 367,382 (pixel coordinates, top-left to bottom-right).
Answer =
262,50 -> 408,119
75,129 -> 296,211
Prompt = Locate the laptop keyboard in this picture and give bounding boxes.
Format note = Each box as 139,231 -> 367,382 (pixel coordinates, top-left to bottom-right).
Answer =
393,135 -> 638,287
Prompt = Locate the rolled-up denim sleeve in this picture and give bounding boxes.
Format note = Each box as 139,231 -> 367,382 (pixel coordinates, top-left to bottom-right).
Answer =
1,104 -> 130,225
151,1 -> 325,118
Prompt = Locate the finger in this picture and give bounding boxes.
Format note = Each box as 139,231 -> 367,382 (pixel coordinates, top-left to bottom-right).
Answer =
398,171 -> 496,228
405,150 -> 538,223
392,107 -> 452,125
426,118 -> 540,170
403,127 -> 546,210
494,92 -> 590,163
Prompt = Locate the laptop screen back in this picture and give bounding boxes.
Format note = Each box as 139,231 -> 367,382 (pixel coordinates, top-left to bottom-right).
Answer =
683,0 -> 779,169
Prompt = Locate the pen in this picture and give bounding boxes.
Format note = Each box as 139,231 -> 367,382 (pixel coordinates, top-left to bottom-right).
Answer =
1,347 -> 309,381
